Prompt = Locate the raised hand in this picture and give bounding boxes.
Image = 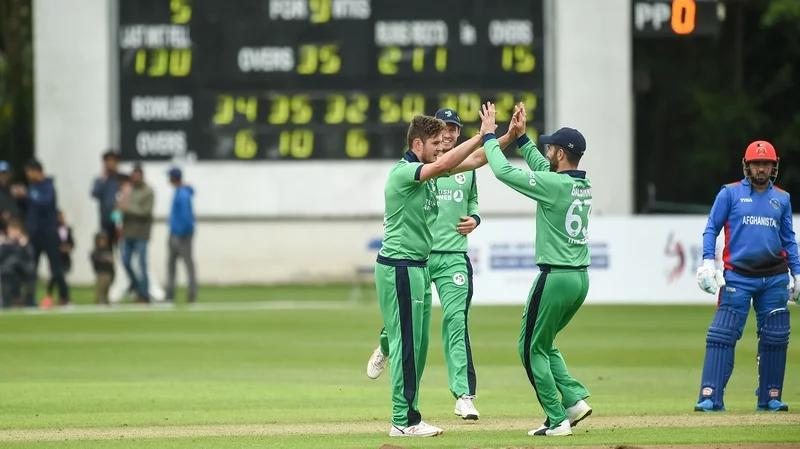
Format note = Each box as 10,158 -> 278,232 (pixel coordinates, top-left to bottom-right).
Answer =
478,102 -> 497,136
509,102 -> 527,137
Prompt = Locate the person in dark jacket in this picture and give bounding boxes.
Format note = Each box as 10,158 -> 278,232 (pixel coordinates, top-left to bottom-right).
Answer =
91,150 -> 125,247
12,160 -> 70,305
165,167 -> 196,303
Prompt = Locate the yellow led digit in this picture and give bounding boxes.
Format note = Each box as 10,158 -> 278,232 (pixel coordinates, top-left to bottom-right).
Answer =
495,92 -> 515,121
297,45 -> 318,75
290,95 -> 312,124
378,46 -> 401,75
309,0 -> 332,23
325,94 -> 346,124
401,94 -> 425,122
148,49 -> 169,77
520,92 -> 538,118
457,93 -> 481,122
234,129 -> 257,159
170,0 -> 191,24
345,128 -> 369,158
319,45 -> 341,75
435,47 -> 447,72
379,95 -> 401,124
135,49 -> 147,75
502,46 -> 535,73
169,49 -> 192,77
212,95 -> 234,125
412,47 -> 425,73
280,129 -> 314,159
268,95 -> 290,125
235,96 -> 258,123
346,94 -> 368,124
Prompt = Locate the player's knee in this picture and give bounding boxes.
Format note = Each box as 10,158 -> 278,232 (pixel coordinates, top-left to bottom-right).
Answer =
759,308 -> 790,346
706,307 -> 745,346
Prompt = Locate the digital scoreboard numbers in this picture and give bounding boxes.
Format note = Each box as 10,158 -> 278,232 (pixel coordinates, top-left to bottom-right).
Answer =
118,0 -> 545,160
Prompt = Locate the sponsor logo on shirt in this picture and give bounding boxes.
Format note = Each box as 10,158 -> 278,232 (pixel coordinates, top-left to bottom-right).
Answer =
740,197 -> 752,203
453,190 -> 464,203
741,215 -> 777,227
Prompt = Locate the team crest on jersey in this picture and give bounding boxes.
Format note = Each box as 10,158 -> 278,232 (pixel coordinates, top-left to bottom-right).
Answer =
453,190 -> 464,203
453,273 -> 466,286
770,198 -> 780,210
454,173 -> 466,185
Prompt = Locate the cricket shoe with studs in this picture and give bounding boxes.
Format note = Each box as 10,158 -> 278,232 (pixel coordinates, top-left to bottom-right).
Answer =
454,395 -> 479,420
389,421 -> 443,437
566,399 -> 592,427
529,418 -> 572,436
366,346 -> 388,379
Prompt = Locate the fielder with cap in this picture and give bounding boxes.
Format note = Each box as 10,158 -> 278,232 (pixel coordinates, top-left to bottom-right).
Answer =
694,140 -> 798,412
482,103 -> 593,437
368,108 -> 505,420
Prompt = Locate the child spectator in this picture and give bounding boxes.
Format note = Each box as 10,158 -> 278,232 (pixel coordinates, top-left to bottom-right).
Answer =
90,232 -> 114,305
46,210 -> 74,300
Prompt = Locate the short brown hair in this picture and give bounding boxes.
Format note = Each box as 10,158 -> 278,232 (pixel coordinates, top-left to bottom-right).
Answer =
407,115 -> 445,150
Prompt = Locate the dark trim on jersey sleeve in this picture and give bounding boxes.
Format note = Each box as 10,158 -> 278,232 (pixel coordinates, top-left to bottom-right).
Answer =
482,133 -> 496,145
414,165 -> 423,181
470,214 -> 481,226
516,134 -> 531,147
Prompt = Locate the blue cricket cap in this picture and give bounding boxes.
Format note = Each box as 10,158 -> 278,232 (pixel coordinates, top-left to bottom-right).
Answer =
434,108 -> 462,128
0,161 -> 9,172
539,127 -> 586,155
167,167 -> 182,179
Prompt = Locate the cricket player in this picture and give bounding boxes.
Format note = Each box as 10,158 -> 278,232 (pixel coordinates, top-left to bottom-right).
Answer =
368,108 -> 517,420
694,140 -> 799,412
483,103 -> 593,437
375,104 -> 496,437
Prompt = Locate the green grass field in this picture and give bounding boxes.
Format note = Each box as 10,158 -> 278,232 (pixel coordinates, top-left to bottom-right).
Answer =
1,285 -> 799,448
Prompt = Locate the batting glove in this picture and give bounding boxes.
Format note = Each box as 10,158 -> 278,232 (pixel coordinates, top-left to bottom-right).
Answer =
791,274 -> 800,304
696,259 -> 725,295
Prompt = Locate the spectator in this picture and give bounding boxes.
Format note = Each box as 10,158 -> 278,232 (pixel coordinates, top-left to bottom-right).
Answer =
91,150 -> 124,247
47,210 -> 74,299
90,232 -> 114,305
12,159 -> 70,305
165,167 -> 196,303
0,219 -> 35,307
118,164 -> 154,302
0,161 -> 21,231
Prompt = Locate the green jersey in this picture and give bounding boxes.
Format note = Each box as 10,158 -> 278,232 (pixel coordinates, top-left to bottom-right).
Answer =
379,151 -> 439,261
431,171 -> 479,252
484,134 -> 591,267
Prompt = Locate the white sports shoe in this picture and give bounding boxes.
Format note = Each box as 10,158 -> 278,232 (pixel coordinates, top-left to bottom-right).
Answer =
389,421 -> 443,437
454,395 -> 480,420
528,418 -> 572,436
366,346 -> 388,379
566,399 -> 592,427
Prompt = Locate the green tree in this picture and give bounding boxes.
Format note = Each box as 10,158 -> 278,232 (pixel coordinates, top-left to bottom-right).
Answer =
0,0 -> 34,180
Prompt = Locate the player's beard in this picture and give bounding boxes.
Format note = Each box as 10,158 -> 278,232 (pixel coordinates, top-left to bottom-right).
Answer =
547,153 -> 558,172
751,173 -> 769,186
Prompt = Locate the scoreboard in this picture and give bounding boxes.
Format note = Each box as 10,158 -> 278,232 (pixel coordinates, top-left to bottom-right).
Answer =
118,0 -> 545,160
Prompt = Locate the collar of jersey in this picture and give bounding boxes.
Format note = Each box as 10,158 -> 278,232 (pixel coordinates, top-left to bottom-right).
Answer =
741,177 -> 773,190
558,169 -> 586,179
403,151 -> 420,162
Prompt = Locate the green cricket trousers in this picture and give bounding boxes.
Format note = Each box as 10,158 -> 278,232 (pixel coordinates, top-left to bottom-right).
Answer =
378,252 -> 477,398
519,266 -> 590,427
375,255 -> 432,426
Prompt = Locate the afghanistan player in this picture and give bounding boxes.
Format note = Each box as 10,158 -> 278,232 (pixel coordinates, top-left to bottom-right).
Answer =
368,108 -> 517,420
376,104 -> 496,437
694,140 -> 799,412
483,103 -> 592,437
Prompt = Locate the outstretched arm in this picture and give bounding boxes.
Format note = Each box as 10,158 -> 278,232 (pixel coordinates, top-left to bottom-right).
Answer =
418,102 -> 497,182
